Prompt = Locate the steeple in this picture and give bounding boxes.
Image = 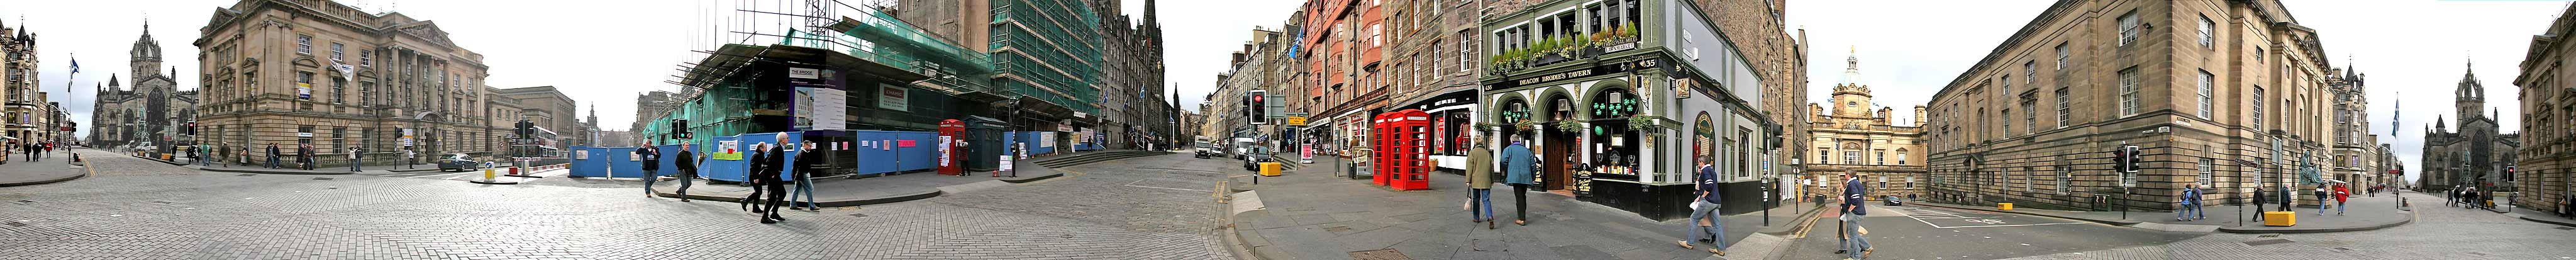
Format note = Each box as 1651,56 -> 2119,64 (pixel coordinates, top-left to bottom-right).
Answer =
2457,57 -> 2484,125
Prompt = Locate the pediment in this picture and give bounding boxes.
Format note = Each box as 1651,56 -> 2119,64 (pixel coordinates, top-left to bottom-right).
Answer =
392,21 -> 458,48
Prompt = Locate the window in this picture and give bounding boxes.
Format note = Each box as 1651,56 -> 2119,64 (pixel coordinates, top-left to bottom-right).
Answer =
2119,68 -> 2140,115
2199,16 -> 2216,48
332,78 -> 346,104
1819,149 -> 1829,163
2255,47 -> 2265,62
2024,103 -> 2036,133
360,50 -> 372,67
2118,11 -> 2140,46
1907,177 -> 1916,188
2001,108 -> 2012,135
2254,86 -> 2266,130
1895,149 -> 1909,165
297,35 -> 313,55
2023,61 -> 2036,84
2198,158 -> 2215,187
2056,88 -> 2071,127
330,43 -> 345,61
1844,150 -> 1861,164
1369,24 -> 1382,47
1875,151 -> 1886,165
1458,32 -> 1472,72
332,127 -> 345,150
2055,43 -> 2069,70
2198,70 -> 2214,119
1879,176 -> 1889,189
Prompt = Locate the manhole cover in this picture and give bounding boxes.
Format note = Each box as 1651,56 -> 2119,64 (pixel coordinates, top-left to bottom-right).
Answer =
3,221 -> 24,227
311,177 -> 335,181
1347,249 -> 1411,260
237,174 -> 257,176
848,213 -> 869,218
1324,226 -> 1352,232
2243,239 -> 2294,246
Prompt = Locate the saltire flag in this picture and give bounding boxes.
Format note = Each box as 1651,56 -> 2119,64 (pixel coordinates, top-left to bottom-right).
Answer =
69,57 -> 78,74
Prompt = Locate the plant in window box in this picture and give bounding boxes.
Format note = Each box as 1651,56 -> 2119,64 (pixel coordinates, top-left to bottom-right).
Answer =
1513,120 -> 1541,132
1626,115 -> 1669,135
1552,120 -> 1584,133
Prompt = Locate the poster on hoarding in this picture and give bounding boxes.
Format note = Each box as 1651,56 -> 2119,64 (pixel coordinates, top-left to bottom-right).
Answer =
714,140 -> 743,160
1040,133 -> 1055,148
878,84 -> 908,112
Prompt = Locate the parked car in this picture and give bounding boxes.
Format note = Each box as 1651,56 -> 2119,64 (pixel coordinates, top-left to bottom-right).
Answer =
1881,195 -> 1904,206
1241,148 -> 1273,171
436,154 -> 482,171
1194,142 -> 1216,158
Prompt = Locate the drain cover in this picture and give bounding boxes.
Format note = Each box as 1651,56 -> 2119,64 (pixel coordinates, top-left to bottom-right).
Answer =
311,177 -> 335,181
2333,247 -> 2351,251
13,200 -> 30,203
848,213 -> 869,218
1348,249 -> 1411,260
2243,239 -> 2294,246
3,221 -> 24,227
1324,226 -> 1352,232
237,174 -> 257,176
2257,234 -> 2282,238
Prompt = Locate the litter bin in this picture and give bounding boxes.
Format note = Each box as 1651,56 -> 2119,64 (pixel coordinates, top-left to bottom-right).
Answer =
1997,203 -> 2014,211
1259,162 -> 1282,176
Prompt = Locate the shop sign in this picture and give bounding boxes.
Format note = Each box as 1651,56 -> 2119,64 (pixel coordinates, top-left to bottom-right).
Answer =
1285,116 -> 1307,126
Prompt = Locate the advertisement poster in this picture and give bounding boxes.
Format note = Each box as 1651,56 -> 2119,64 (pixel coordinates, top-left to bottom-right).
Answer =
1039,133 -> 1056,148
714,140 -> 743,160
937,136 -> 953,167
296,82 -> 313,99
575,150 -> 589,160
1301,142 -> 1313,161
999,154 -> 1014,172
878,83 -> 909,111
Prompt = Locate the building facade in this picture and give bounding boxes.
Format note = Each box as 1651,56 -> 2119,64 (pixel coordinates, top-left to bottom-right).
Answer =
1477,0 -> 1781,220
1088,0 -> 1173,150
1202,29 -> 1286,148
630,90 -> 676,145
2421,62 -> 2520,191
1926,0 -> 2345,211
1804,50 -> 1927,201
1303,0 -> 1386,154
90,24 -> 201,151
2515,3 -> 2576,215
1384,0 -> 1485,172
195,0 -> 497,167
896,0 -> 1106,150
2327,66 -> 2377,189
1,20 -> 48,148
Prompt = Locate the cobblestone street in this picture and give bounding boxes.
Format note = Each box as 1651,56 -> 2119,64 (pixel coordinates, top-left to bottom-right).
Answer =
2003,191 -> 2576,259
0,149 -> 1230,259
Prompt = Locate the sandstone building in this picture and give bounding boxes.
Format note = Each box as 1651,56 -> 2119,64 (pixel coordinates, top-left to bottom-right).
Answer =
195,0 -> 497,167
2515,3 -> 2576,215
1925,0 -> 2349,210
1804,50 -> 1926,201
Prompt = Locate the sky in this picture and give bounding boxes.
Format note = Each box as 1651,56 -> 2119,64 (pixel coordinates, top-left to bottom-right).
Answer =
13,0 -> 693,138
1785,0 -> 2571,185
1136,0 -> 1307,113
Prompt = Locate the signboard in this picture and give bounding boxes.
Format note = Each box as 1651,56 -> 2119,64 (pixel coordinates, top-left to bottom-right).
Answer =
575,150 -> 589,159
297,132 -> 314,138
1039,133 -> 1056,148
897,140 -> 916,147
938,136 -> 953,167
787,67 -> 821,79
296,83 -> 313,99
714,140 -> 743,160
877,84 -> 908,111
1057,123 -> 1074,132
1285,116 -> 1307,126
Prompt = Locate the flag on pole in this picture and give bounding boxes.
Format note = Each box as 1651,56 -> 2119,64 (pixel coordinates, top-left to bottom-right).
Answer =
69,57 -> 79,74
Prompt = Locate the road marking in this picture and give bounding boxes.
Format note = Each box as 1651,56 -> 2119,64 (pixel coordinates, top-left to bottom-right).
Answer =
1897,206 -> 2089,229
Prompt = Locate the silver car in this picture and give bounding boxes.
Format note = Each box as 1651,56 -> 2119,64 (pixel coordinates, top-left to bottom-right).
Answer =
436,154 -> 482,171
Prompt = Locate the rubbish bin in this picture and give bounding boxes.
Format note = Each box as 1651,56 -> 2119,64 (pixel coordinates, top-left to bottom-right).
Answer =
1997,203 -> 2014,210
1259,162 -> 1282,177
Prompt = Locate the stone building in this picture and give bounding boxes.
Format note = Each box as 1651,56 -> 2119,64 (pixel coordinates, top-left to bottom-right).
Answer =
2421,62 -> 2519,191
2327,65 -> 2378,189
2515,3 -> 2576,214
1383,0 -> 1485,172
630,90 -> 677,145
1926,0 -> 2346,211
1,20 -> 49,147
1203,29 -> 1285,145
894,0 -> 1104,149
194,0 -> 497,167
1302,0 -> 1385,154
1087,0 -> 1173,150
1804,50 -> 1926,201
90,23 -> 199,150
491,86 -> 583,149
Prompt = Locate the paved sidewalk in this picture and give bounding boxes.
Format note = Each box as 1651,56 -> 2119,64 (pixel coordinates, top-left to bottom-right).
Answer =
2510,206 -> 2576,227
630,156 -> 1069,207
0,154 -> 84,187
1916,192 -> 2414,234
1227,156 -> 1812,259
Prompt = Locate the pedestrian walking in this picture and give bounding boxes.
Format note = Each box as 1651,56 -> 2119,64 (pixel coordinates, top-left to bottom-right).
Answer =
2253,188 -> 2271,221
2333,184 -> 2350,215
2178,184 -> 2204,221
740,143 -> 769,213
1840,174 -> 1873,259
404,149 -> 416,169
2313,186 -> 2330,215
2448,188 -> 2460,207
637,145 -> 660,198
1676,156 -> 1726,256
674,143 -> 701,202
1501,140 -> 1536,226
753,133 -> 791,223
791,140 -> 820,211
298,144 -> 315,170
1463,137 -> 1495,229
348,147 -> 363,171
265,144 -> 281,169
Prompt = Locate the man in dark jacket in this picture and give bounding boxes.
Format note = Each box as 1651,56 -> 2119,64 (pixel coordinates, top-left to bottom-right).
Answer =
674,143 -> 700,201
266,144 -> 282,169
753,133 -> 791,223
638,145 -> 661,197
1501,140 -> 1536,225
1838,173 -> 1872,258
791,140 -> 821,211
298,144 -> 316,170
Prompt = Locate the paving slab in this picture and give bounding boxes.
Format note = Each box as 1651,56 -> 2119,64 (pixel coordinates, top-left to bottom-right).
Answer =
0,157 -> 86,187
1224,156 -> 1811,260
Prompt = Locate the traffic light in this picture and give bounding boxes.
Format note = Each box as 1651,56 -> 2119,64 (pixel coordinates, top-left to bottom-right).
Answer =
1246,90 -> 1267,125
672,119 -> 691,139
2112,145 -> 2141,172
184,122 -> 197,135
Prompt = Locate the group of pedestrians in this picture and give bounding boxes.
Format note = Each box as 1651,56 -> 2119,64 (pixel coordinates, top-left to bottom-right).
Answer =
2450,186 -> 2493,210
4,141 -> 57,164
641,133 -> 826,224
1458,138 -> 1540,228
1450,135 -> 1882,258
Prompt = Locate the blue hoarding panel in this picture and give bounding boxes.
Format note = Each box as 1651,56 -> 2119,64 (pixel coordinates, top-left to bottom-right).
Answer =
568,147 -> 606,178
653,145 -> 681,177
604,147 -> 643,178
848,130 -> 938,176
704,135 -> 748,182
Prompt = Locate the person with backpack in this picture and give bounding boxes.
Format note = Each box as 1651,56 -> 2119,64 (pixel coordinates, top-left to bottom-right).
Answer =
2177,184 -> 2204,221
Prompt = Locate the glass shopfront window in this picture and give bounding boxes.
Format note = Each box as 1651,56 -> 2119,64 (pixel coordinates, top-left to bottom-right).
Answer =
1587,88 -> 1643,181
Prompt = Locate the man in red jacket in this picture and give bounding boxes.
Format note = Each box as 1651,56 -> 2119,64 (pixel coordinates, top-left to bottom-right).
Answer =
2333,184 -> 2350,215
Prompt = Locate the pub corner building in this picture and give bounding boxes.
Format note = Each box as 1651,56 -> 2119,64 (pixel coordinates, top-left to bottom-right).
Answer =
1457,0 -> 1785,220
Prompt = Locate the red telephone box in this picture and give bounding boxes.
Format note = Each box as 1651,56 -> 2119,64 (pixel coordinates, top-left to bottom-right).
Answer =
1381,110 -> 1431,191
937,119 -> 966,176
1371,113 -> 1393,186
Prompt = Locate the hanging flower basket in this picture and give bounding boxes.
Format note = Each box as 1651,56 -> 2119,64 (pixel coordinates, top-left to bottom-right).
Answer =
1552,120 -> 1584,132
1628,115 -> 1668,133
